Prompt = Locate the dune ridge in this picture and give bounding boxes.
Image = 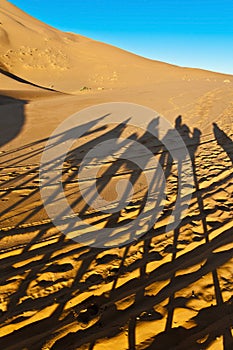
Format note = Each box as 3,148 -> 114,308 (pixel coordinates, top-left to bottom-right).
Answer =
0,0 -> 232,94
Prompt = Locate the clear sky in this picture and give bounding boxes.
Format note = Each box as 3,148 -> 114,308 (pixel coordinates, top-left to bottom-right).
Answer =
11,0 -> 233,75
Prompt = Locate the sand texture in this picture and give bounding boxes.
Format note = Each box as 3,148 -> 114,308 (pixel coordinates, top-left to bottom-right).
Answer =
0,1 -> 232,349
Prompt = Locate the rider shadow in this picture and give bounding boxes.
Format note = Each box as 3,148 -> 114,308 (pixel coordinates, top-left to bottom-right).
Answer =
213,123 -> 233,164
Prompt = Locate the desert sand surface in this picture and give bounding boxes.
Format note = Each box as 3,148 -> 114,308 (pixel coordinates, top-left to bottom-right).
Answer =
0,1 -> 232,349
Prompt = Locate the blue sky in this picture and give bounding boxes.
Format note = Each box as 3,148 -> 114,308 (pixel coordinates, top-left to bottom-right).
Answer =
11,0 -> 233,74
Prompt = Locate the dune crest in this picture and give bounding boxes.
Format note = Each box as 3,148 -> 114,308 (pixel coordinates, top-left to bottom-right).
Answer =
0,0 -> 232,94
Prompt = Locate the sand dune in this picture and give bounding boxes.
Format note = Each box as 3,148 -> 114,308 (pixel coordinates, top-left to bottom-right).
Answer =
1,0 -> 232,95
0,1 -> 232,350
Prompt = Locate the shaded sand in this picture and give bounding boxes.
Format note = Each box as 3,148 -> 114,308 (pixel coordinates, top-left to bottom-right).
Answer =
0,1 -> 233,350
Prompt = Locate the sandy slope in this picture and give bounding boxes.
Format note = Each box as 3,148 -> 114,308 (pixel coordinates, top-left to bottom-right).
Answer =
0,0 -> 232,94
0,1 -> 232,350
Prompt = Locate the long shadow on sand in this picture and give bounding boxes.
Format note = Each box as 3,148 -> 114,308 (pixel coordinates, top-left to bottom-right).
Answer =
0,115 -> 232,350
213,123 -> 233,164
